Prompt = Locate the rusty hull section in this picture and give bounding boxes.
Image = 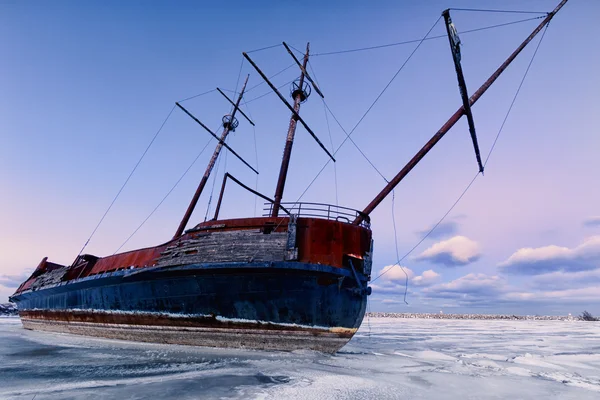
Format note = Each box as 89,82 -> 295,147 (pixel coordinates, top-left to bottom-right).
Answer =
20,315 -> 352,353
21,309 -> 355,337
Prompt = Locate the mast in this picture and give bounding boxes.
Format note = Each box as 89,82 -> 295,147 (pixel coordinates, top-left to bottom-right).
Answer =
271,43 -> 311,217
353,0 -> 568,225
173,75 -> 250,239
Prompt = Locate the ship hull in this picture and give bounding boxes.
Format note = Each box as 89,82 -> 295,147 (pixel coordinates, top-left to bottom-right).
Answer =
11,261 -> 368,352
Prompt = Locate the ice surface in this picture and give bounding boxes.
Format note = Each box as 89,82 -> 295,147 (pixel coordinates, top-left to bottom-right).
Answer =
1,317 -> 599,399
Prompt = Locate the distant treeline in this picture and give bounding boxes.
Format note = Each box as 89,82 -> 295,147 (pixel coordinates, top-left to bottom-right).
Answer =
365,312 -> 595,321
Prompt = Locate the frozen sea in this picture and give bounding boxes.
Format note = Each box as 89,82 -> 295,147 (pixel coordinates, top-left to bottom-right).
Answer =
1,317 -> 599,399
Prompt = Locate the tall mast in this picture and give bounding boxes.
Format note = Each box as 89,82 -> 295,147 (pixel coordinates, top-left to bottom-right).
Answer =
173,75 -> 250,239
271,43 -> 311,217
353,0 -> 568,225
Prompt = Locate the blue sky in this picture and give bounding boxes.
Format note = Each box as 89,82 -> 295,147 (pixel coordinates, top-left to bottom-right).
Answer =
1,0 -> 599,315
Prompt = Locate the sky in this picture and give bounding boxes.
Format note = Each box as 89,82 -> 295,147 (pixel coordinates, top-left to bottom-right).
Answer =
1,0 -> 599,315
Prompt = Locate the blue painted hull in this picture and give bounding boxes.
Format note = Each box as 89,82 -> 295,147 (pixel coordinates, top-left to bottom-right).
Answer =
12,262 -> 369,352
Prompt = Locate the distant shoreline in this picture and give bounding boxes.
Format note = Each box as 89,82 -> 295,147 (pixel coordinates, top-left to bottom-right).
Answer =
0,309 -> 587,322
366,312 -> 579,321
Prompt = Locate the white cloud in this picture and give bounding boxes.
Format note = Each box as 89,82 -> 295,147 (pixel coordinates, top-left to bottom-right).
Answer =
414,236 -> 481,267
499,236 -> 600,275
379,265 -> 414,282
378,265 -> 440,288
412,270 -> 441,286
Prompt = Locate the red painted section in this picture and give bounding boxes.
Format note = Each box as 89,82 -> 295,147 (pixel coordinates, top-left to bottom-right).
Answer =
16,278 -> 34,293
194,216 -> 371,268
33,257 -> 66,273
296,218 -> 371,269
88,245 -> 168,275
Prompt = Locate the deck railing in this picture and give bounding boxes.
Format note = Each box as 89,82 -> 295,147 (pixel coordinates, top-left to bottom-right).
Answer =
263,202 -> 370,228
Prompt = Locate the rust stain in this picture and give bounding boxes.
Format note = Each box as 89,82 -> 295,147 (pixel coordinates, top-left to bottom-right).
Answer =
20,310 -> 355,338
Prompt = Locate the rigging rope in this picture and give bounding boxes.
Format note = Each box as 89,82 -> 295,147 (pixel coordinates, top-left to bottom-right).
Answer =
241,98 -> 261,217
223,63 -> 297,96
371,23 -> 551,285
322,101 -> 389,183
287,43 -> 305,56
373,172 -> 479,285
448,8 -> 548,15
336,15 -> 441,154
245,63 -> 296,94
178,89 -> 217,104
312,16 -> 544,56
177,62 -> 294,107
308,60 -> 340,207
77,105 -> 176,257
246,43 -> 283,54
245,79 -> 295,104
114,136 -> 214,254
322,101 -> 339,206
233,58 -> 244,99
391,190 -> 409,303
484,24 -> 550,167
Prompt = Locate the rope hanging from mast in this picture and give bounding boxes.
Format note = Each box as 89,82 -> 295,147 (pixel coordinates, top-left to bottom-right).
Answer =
306,59 -> 340,207
240,98 -> 261,217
